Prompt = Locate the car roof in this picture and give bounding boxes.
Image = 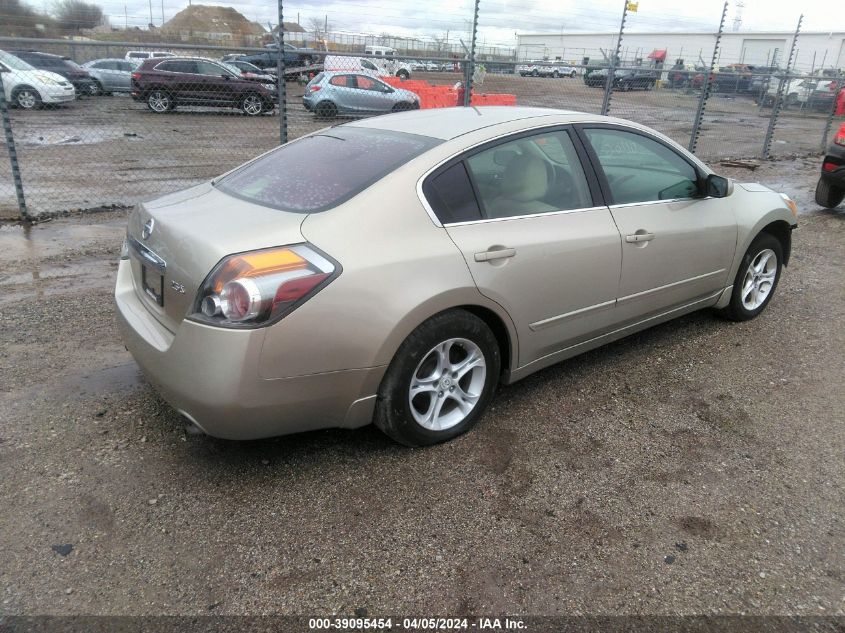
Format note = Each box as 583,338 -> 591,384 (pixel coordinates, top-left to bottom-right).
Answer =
346,106 -> 603,141
10,50 -> 66,59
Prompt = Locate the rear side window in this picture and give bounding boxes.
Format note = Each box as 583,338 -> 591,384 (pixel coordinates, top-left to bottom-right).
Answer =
216,127 -> 441,213
423,163 -> 481,224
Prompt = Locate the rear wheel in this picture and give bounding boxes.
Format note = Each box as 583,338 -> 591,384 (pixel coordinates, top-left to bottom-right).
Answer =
314,100 -> 337,118
12,87 -> 41,110
815,178 -> 845,209
719,233 -> 783,321
570,70 -> 577,78
87,81 -> 102,96
532,69 -> 539,77
240,92 -> 265,116
553,70 -> 560,78
146,90 -> 173,113
397,69 -> 410,80
374,309 -> 500,447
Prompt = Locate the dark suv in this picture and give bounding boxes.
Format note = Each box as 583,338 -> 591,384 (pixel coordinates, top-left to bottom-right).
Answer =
815,121 -> 845,209
131,57 -> 275,116
9,50 -> 95,94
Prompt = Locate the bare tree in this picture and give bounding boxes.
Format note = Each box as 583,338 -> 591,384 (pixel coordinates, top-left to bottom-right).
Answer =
378,31 -> 391,46
306,15 -> 331,40
432,33 -> 448,53
0,0 -> 56,36
54,0 -> 105,32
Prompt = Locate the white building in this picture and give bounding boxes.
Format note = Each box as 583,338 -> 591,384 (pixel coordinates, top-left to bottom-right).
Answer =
516,31 -> 845,73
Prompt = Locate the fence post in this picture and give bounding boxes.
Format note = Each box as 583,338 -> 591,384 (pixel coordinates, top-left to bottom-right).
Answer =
0,76 -> 29,221
464,0 -> 480,106
601,0 -> 628,116
762,14 -> 803,159
820,71 -> 842,152
276,0 -> 288,145
689,1 -> 728,154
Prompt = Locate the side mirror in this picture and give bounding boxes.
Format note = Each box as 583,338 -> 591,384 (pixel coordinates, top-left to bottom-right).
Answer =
705,174 -> 731,198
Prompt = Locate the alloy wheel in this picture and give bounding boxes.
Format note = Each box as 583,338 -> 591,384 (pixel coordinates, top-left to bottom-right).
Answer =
17,90 -> 37,109
740,248 -> 777,311
242,94 -> 263,115
408,338 -> 486,431
148,91 -> 170,112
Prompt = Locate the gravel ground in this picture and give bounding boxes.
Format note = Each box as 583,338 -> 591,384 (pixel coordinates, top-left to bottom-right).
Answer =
1,72 -> 839,218
0,158 -> 842,618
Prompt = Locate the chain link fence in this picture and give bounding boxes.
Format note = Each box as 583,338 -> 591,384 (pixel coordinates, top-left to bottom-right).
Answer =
1,4 -> 843,220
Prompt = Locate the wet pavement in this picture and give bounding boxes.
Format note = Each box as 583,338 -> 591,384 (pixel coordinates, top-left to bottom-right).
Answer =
0,159 -> 843,616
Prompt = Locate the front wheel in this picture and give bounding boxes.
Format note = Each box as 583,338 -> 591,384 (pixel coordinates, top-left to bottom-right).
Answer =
374,309 -> 501,447
397,70 -> 410,80
13,87 -> 41,109
87,81 -> 102,96
815,178 -> 845,208
240,92 -> 266,116
718,233 -> 783,321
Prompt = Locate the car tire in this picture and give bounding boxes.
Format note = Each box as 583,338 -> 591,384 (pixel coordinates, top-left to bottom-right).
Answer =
374,309 -> 501,447
87,81 -> 103,96
553,71 -> 560,78
397,70 -> 410,80
815,178 -> 845,209
532,69 -> 539,77
718,233 -> 783,322
12,87 -> 41,110
570,70 -> 576,78
240,92 -> 265,116
314,100 -> 337,118
146,89 -> 173,113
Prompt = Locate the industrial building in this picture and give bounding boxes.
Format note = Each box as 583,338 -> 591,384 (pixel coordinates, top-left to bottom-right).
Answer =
516,31 -> 845,72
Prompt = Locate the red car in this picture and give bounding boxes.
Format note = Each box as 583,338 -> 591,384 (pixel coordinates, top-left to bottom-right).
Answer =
815,121 -> 845,209
131,56 -> 275,116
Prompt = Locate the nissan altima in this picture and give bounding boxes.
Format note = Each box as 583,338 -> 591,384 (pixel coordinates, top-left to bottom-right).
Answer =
115,107 -> 798,446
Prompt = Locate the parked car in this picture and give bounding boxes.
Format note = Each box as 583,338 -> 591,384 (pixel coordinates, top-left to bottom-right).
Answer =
125,51 -> 175,62
519,61 -> 576,78
0,49 -> 75,109
81,58 -> 139,94
131,57 -> 275,115
410,60 -> 426,72
613,68 -> 659,91
302,71 -> 419,117
220,60 -> 276,84
814,121 -> 845,208
584,67 -> 611,87
323,55 -> 412,80
424,60 -> 440,72
245,43 -> 317,68
116,106 -> 798,446
8,50 -> 95,94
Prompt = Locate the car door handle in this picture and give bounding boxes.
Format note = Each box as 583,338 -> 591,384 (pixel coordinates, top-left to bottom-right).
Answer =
625,232 -> 655,243
474,248 -> 516,262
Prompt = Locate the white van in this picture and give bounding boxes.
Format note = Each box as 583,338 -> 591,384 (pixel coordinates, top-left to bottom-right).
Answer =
0,49 -> 75,109
324,53 -> 412,80
124,51 -> 175,62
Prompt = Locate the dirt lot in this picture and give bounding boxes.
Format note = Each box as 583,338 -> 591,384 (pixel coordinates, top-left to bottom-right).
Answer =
0,158 -> 842,620
1,72 -> 839,217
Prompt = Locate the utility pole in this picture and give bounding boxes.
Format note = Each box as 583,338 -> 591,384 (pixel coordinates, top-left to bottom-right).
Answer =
277,0 -> 287,144
464,0 -> 480,106
161,0 -> 164,26
124,5 -> 128,29
148,0 -> 153,28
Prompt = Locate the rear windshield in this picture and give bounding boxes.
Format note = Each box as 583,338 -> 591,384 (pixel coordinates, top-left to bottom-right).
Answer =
215,127 -> 441,212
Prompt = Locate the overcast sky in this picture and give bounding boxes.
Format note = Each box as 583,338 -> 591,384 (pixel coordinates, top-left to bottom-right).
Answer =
76,0 -> 845,48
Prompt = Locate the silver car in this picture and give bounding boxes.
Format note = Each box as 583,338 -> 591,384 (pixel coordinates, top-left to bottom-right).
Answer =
82,58 -> 139,94
302,71 -> 419,117
116,107 -> 798,446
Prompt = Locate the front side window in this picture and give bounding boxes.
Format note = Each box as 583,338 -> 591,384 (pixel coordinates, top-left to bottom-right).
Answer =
355,75 -> 386,91
216,127 -> 441,213
360,59 -> 378,72
583,128 -> 700,204
465,129 -> 593,219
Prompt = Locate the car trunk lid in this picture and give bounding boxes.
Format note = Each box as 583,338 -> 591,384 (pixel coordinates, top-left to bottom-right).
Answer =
126,182 -> 307,333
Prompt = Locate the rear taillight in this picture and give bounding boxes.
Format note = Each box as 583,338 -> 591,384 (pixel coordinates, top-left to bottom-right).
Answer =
835,124 -> 845,146
823,162 -> 839,171
309,85 -> 321,92
131,72 -> 140,80
191,244 -> 338,328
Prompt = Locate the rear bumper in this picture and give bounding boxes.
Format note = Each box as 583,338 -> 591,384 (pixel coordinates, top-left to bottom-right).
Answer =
114,259 -> 382,439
